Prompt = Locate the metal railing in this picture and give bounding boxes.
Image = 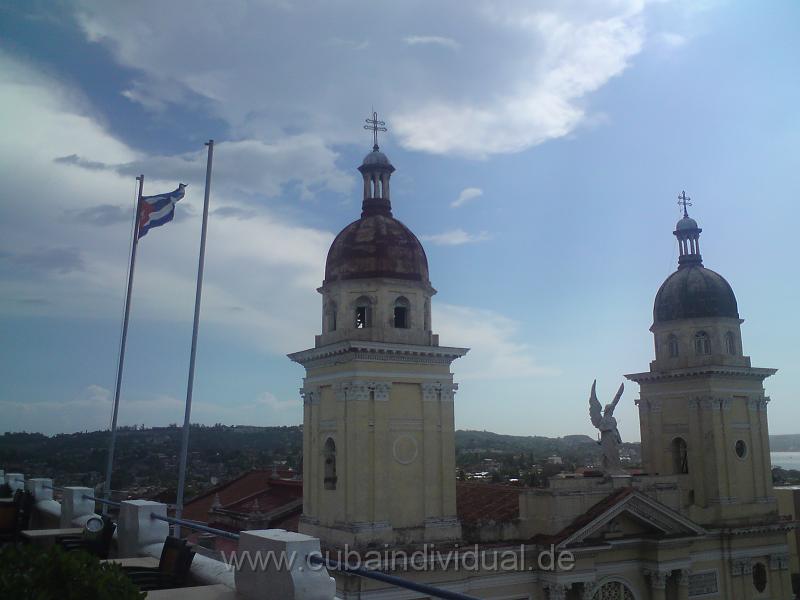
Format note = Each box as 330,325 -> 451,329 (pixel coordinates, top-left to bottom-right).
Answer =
150,512 -> 240,541
18,483 -> 481,600
147,513 -> 480,600
83,494 -> 121,508
311,555 -> 480,600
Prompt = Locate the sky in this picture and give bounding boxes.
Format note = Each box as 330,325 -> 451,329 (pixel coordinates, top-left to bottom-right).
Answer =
0,1 -> 798,441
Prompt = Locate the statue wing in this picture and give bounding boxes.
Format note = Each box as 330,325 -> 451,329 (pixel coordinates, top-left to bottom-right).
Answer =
608,382 -> 624,415
589,380 -> 602,428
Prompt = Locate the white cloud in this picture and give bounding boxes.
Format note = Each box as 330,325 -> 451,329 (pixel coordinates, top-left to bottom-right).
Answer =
451,187 -> 483,208
657,32 -> 688,48
436,304 -> 557,380
404,35 -> 460,50
328,37 -> 370,51
63,136 -> 353,200
421,229 -> 491,246
0,385 -> 113,434
0,385 -> 299,434
72,0 -> 649,157
393,7 -> 644,157
255,392 -> 297,412
0,51 -> 332,359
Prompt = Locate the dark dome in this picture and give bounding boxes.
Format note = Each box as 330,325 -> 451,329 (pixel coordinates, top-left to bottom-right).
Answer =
676,216 -> 698,231
654,265 -> 739,324
324,214 -> 429,284
362,150 -> 391,166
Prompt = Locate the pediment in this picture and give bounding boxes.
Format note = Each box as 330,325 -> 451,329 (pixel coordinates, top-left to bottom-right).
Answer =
557,489 -> 706,549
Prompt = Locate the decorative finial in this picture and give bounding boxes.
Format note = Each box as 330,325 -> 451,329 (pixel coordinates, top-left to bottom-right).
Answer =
674,190 -> 702,267
364,111 -> 387,151
678,190 -> 692,218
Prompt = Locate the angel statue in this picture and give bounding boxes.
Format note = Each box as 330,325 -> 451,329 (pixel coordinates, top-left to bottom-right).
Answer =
589,380 -> 625,475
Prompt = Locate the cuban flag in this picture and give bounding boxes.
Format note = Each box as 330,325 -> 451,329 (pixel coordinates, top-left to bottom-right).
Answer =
137,184 -> 187,239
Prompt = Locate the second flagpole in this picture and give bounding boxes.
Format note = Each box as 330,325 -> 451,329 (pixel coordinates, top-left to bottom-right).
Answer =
103,174 -> 144,511
175,140 -> 214,536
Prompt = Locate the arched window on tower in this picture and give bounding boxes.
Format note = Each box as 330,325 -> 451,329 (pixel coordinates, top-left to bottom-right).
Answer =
323,438 -> 337,490
752,562 -> 767,593
354,296 -> 372,329
694,331 -> 711,355
672,437 -> 689,474
725,331 -> 737,355
325,302 -> 337,332
393,296 -> 410,329
668,334 -> 680,358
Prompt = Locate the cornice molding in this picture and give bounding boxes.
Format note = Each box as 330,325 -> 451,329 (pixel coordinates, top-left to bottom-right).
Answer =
288,340 -> 469,368
626,365 -> 776,383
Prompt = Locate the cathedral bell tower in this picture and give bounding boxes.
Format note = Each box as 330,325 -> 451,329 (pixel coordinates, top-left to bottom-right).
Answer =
627,193 -> 777,526
288,114 -> 467,548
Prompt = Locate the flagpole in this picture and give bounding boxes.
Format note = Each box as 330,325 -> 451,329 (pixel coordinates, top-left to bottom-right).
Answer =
103,174 -> 144,511
175,140 -> 214,536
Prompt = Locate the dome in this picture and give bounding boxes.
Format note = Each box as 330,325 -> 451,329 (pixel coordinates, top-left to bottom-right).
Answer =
324,213 -> 430,284
676,216 -> 698,231
361,149 -> 391,167
654,265 -> 739,324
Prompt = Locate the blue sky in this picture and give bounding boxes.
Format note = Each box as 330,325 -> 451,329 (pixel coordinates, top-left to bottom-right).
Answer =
0,1 -> 798,440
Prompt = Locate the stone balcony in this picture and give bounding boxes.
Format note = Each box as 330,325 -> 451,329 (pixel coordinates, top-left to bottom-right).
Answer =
0,470 -> 338,600
1,469 -> 481,600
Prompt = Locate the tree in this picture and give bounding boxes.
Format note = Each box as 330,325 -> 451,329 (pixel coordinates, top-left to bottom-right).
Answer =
0,545 -> 145,600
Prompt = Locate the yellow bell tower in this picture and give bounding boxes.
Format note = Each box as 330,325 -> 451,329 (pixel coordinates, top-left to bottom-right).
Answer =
627,195 -> 777,526
289,115 -> 467,548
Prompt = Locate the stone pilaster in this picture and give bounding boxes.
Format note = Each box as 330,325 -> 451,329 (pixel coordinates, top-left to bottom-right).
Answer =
581,581 -> 598,600
646,399 -> 664,473
757,398 -> 774,498
300,385 -> 320,405
685,398 -> 704,506
423,383 -> 443,523
769,553 -> 789,571
421,382 -> 440,402
731,558 -> 753,600
731,557 -> 753,576
746,396 -> 766,501
769,553 -> 790,599
371,381 -> 391,401
644,569 -> 669,600
677,569 -> 690,600
543,583 -> 569,600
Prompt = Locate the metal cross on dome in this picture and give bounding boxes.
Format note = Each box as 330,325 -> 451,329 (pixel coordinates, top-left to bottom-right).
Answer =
678,190 -> 692,217
364,111 -> 387,150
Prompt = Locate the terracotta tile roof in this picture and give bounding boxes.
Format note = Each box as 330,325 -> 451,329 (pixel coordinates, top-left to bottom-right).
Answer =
456,482 -> 521,524
187,475 -> 526,533
181,468 -> 296,523
222,479 -> 303,514
272,511 -> 301,532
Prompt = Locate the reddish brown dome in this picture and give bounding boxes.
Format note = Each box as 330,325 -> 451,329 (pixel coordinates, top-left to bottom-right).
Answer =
324,211 -> 430,285
325,142 -> 429,285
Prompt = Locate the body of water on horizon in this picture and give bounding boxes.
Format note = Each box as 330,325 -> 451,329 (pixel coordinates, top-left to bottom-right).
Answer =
771,452 -> 800,469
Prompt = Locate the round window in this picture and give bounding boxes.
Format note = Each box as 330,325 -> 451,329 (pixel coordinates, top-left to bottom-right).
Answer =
735,440 -> 748,459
